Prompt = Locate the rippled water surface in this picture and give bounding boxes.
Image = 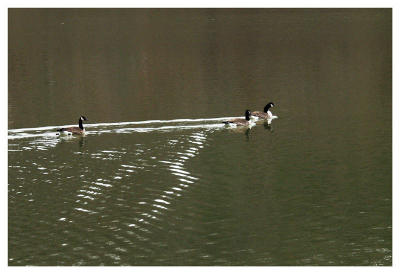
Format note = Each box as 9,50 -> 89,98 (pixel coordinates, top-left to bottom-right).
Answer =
8,8 -> 391,266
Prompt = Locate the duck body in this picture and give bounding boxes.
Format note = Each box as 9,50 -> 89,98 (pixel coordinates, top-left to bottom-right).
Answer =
223,110 -> 255,127
58,127 -> 85,135
251,110 -> 273,120
251,102 -> 275,121
57,116 -> 88,135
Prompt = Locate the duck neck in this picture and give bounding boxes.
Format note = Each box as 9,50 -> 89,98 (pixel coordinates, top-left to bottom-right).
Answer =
79,119 -> 84,130
264,105 -> 270,113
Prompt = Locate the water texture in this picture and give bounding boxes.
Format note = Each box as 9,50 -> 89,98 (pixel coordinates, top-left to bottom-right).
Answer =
8,8 -> 391,266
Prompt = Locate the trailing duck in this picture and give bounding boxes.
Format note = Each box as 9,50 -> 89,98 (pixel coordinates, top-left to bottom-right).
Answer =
57,116 -> 88,135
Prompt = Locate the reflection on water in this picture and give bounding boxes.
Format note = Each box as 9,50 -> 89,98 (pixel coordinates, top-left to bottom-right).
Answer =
263,122 -> 274,132
8,112 -> 392,265
8,117 -> 261,265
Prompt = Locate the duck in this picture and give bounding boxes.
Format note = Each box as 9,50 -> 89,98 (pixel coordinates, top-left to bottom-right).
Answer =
57,116 -> 88,135
251,102 -> 275,120
223,110 -> 255,127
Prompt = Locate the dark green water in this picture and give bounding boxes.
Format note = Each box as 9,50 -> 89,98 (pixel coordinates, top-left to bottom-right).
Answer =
8,8 -> 392,266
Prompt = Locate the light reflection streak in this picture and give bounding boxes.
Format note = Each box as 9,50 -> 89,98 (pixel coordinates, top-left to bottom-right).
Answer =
8,116 -> 237,140
125,130 -> 210,239
10,117 -> 221,252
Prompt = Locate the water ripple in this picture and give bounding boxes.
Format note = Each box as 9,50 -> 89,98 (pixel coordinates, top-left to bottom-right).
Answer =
8,117 -> 286,265
8,117 -> 236,141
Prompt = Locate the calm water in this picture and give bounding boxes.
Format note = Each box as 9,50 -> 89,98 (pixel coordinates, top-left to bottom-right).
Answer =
8,8 -> 392,266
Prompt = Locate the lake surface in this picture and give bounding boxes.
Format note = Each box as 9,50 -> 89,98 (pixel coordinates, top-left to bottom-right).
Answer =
8,8 -> 392,266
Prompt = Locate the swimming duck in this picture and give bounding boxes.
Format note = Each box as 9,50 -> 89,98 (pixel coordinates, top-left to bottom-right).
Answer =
251,102 -> 275,120
57,116 -> 88,135
223,110 -> 255,127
